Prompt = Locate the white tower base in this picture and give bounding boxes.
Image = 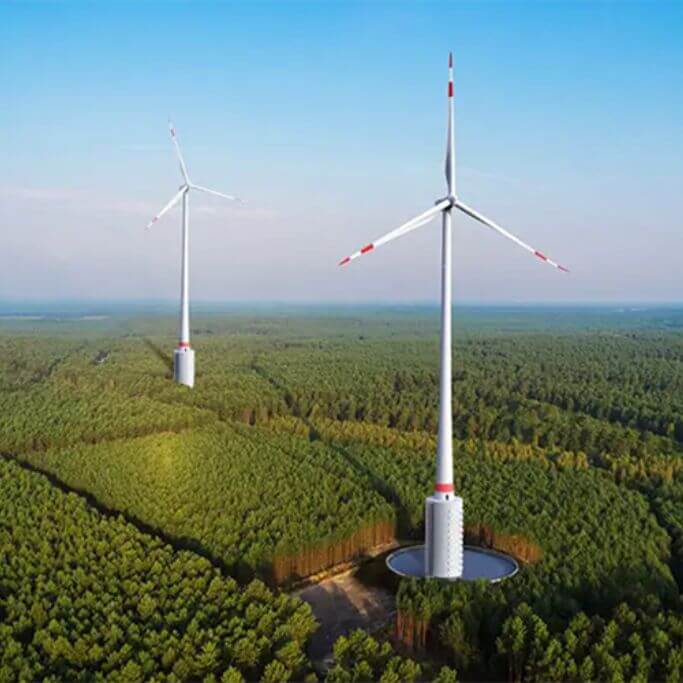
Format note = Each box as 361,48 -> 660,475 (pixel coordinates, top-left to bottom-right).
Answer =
173,347 -> 195,388
425,494 -> 464,578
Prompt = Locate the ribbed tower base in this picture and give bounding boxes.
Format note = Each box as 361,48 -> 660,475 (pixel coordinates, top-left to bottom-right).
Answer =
173,347 -> 195,388
424,494 -> 464,578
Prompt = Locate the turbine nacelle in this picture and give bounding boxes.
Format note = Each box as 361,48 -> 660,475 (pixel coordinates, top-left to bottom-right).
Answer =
436,196 -> 457,208
146,125 -> 241,230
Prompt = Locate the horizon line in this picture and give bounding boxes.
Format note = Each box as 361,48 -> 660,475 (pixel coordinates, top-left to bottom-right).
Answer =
0,299 -> 682,309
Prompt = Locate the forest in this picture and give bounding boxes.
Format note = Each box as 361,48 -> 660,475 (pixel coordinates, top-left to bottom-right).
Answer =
0,458 -> 317,681
0,305 -> 682,681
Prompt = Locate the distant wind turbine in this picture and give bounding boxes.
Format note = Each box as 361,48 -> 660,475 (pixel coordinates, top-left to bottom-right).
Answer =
339,54 -> 569,579
146,122 -> 240,388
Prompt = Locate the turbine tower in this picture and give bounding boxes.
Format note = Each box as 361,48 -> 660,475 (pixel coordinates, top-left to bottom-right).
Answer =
339,54 -> 568,579
147,122 -> 239,388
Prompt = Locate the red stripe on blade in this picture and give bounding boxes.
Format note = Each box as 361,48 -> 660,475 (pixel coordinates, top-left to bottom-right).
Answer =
360,244 -> 374,255
558,265 -> 570,273
534,250 -> 548,261
338,257 -> 351,266
448,82 -> 454,98
435,483 -> 454,493
449,52 -> 453,68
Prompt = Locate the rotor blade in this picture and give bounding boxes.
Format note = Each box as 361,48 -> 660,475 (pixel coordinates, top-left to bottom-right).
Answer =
455,200 -> 569,272
191,184 -> 241,203
168,121 -> 190,184
338,199 -> 451,266
445,52 -> 455,195
146,187 -> 186,229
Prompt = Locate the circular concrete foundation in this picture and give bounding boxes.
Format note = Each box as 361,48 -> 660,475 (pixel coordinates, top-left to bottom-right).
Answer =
386,545 -> 518,582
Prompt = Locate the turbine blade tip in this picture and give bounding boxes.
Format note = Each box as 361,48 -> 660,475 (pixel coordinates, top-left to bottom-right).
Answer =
338,257 -> 351,267
559,265 -> 570,273
448,53 -> 454,96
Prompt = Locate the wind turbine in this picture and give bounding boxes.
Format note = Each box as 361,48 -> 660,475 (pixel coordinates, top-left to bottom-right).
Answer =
339,54 -> 568,579
146,122 -> 239,388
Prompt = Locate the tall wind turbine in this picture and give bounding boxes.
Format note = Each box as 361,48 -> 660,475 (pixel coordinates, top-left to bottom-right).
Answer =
339,54 -> 568,579
146,122 -> 239,388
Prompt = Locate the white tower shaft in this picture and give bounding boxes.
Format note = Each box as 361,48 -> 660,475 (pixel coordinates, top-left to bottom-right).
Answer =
435,207 -> 454,496
436,51 -> 456,498
424,208 -> 462,578
179,189 -> 190,348
173,188 -> 195,388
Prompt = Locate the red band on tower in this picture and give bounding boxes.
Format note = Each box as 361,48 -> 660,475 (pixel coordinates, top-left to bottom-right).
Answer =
435,483 -> 454,493
179,341 -> 190,349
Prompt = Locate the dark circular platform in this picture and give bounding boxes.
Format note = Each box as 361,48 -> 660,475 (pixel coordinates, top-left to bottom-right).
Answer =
386,545 -> 518,582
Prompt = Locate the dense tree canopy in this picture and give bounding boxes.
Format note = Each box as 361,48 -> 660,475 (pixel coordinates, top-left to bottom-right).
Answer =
0,308 -> 681,680
20,424 -> 395,583
0,458 -> 317,681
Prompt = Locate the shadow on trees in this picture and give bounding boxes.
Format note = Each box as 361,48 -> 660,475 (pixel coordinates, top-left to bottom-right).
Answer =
251,360 -> 415,538
0,453 -> 272,585
138,335 -> 174,373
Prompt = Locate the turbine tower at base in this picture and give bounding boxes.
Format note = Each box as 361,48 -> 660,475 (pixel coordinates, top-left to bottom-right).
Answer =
338,53 -> 568,580
174,346 -> 195,388
425,495 -> 463,577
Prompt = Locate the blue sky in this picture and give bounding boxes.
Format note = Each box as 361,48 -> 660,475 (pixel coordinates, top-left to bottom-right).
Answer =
1,1 -> 682,303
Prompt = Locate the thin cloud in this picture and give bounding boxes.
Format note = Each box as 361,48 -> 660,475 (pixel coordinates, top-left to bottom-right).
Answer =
0,185 -> 154,215
0,185 -> 277,221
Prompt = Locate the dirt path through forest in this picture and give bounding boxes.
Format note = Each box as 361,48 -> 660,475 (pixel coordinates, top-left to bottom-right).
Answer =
294,567 -> 396,662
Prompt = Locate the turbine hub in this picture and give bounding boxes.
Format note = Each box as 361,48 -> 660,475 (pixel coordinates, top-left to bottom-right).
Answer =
436,196 -> 456,209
